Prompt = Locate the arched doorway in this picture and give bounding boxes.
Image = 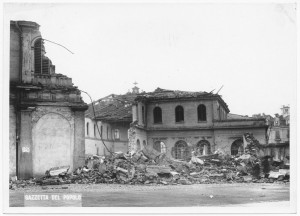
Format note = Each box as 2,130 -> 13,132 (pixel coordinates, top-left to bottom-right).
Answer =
153,141 -> 167,153
231,139 -> 244,155
32,113 -> 71,177
196,140 -> 211,156
174,140 -> 188,159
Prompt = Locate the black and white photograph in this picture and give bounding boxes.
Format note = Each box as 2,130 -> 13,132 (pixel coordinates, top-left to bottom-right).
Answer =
1,0 -> 298,214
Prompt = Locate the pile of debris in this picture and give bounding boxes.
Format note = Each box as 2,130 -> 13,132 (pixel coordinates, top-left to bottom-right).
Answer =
10,146 -> 289,189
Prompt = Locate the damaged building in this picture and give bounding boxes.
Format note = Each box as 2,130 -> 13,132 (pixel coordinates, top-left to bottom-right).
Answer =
9,21 -> 88,179
129,88 -> 268,160
86,87 -> 268,160
84,86 -> 140,156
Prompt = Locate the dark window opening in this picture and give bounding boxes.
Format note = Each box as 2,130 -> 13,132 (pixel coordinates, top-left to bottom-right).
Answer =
275,130 -> 281,141
153,107 -> 162,123
86,122 -> 89,136
100,125 -> 103,138
231,139 -> 243,156
175,106 -> 184,122
94,124 -> 97,137
136,139 -> 141,151
34,38 -> 51,75
198,104 -> 207,121
142,106 -> 145,124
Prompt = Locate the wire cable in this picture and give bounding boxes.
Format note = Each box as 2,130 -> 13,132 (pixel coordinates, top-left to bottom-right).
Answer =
42,38 -> 74,54
80,90 -> 114,155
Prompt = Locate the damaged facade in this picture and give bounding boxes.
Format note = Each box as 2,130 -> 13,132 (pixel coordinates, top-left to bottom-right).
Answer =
129,88 -> 268,160
9,21 -> 88,179
86,87 -> 268,160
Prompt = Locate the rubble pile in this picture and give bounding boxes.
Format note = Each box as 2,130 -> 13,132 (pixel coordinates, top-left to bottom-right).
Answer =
10,148 -> 289,189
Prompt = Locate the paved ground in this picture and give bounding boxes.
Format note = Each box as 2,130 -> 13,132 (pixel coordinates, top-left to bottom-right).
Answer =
9,183 -> 289,207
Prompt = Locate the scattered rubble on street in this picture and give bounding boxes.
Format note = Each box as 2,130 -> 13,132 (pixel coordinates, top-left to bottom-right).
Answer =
9,133 -> 290,189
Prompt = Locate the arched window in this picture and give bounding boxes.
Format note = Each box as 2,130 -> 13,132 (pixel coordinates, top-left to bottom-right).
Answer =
174,140 -> 188,159
195,140 -> 211,156
94,124 -> 97,137
154,141 -> 167,153
153,107 -> 162,123
86,122 -> 89,136
143,140 -> 147,147
34,38 -> 51,75
198,104 -> 207,121
136,139 -> 141,151
231,139 -> 244,156
175,106 -> 184,122
100,125 -> 103,138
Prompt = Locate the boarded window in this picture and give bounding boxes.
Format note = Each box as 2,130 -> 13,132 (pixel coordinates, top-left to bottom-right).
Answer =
198,104 -> 207,121
175,106 -> 184,122
153,107 -> 162,123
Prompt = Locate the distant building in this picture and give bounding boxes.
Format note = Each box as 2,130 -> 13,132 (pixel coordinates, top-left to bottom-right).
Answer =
9,21 -> 88,179
84,86 -> 139,156
252,106 -> 290,161
265,106 -> 290,161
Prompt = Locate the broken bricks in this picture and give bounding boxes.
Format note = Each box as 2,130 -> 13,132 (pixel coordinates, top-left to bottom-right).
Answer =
10,142 -> 290,189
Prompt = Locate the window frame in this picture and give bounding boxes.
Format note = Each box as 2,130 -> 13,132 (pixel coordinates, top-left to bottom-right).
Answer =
175,105 -> 184,123
153,106 -> 162,124
198,104 -> 207,122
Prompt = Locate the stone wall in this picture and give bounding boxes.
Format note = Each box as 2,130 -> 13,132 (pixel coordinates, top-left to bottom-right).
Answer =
214,128 -> 267,155
10,26 -> 20,83
31,106 -> 75,177
128,126 -> 148,152
147,129 -> 214,158
145,100 -> 214,128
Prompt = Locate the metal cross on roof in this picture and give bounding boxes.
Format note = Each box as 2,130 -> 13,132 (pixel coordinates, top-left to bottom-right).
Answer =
133,81 -> 138,86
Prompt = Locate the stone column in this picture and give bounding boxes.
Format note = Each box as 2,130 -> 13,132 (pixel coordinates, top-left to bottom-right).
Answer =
18,109 -> 33,179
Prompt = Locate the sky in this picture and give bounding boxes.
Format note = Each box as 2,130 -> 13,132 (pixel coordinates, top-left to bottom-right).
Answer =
3,2 -> 297,116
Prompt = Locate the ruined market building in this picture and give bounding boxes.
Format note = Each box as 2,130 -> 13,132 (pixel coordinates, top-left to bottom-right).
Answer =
9,21 -> 88,179
85,87 -> 268,160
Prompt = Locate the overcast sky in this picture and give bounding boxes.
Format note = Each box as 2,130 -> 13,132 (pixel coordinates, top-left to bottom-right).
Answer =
4,2 -> 297,116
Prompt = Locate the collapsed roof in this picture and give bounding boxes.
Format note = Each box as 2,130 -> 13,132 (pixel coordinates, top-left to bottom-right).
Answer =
135,88 -> 230,112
